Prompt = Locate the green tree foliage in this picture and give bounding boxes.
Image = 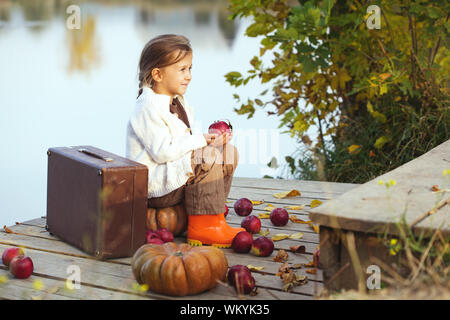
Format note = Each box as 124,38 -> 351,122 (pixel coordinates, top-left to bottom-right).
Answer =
226,0 -> 449,183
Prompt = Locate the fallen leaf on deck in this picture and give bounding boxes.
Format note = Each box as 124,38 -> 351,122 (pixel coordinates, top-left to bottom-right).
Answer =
310,199 -> 323,208
250,200 -> 265,205
273,250 -> 289,262
272,234 -> 290,241
258,229 -> 270,237
47,286 -> 60,294
290,245 -> 306,254
291,264 -> 303,269
262,204 -> 275,211
277,263 -> 308,292
308,222 -> 320,233
247,265 -> 265,272
289,216 -> 311,224
306,268 -> 318,275
430,185 -> 440,192
288,232 -> 303,239
304,261 -> 315,268
3,225 -> 13,233
273,189 -> 301,199
283,205 -> 304,210
258,213 -> 271,219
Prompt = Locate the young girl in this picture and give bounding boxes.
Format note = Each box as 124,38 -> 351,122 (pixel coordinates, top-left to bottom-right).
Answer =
126,34 -> 244,248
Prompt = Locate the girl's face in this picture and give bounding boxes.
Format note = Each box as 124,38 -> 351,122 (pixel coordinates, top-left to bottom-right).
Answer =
152,51 -> 193,99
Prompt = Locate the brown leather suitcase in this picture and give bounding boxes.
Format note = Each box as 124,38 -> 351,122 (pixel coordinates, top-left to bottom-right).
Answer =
46,145 -> 148,259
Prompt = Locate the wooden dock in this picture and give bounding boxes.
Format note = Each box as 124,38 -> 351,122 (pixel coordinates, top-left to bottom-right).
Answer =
0,177 -> 357,300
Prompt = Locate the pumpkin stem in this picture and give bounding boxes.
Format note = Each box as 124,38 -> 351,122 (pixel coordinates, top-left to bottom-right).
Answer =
174,251 -> 183,257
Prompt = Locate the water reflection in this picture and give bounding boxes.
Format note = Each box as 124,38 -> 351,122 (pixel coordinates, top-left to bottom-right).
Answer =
1,0 -> 238,46
66,15 -> 100,73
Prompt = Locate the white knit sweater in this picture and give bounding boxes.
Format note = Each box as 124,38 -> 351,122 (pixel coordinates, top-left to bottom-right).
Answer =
126,86 -> 207,198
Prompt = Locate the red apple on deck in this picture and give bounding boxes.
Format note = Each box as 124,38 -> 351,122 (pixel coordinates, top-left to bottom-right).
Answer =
147,238 -> 164,245
251,236 -> 274,257
227,265 -> 256,295
9,255 -> 34,279
146,230 -> 161,244
231,231 -> 253,253
155,228 -> 174,243
208,120 -> 232,135
2,247 -> 24,267
234,198 -> 253,216
241,215 -> 261,234
270,208 -> 289,226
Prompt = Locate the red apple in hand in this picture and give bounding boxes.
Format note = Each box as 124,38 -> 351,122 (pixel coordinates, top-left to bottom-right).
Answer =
251,236 -> 274,257
270,208 -> 289,226
234,198 -> 253,216
227,265 -> 256,295
2,247 -> 24,267
241,215 -> 261,234
156,228 -> 174,243
231,231 -> 253,253
208,120 -> 232,135
10,255 -> 34,279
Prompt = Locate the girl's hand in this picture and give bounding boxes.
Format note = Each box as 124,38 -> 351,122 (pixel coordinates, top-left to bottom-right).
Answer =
207,132 -> 232,148
203,133 -> 219,145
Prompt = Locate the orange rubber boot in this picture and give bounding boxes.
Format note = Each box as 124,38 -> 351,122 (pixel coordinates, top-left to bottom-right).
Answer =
217,213 -> 246,235
187,214 -> 243,248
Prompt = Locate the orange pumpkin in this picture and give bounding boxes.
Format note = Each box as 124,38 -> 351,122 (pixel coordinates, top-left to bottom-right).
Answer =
146,204 -> 187,236
131,242 -> 228,296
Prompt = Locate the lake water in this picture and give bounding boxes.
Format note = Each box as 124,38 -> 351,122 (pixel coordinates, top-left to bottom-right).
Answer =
0,0 -> 300,227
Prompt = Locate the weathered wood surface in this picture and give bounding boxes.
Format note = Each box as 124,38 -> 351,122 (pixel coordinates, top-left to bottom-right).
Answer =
0,177 -> 358,300
309,139 -> 450,237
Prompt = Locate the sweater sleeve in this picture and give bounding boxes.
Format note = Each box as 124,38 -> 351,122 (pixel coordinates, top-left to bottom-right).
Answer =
130,106 -> 207,164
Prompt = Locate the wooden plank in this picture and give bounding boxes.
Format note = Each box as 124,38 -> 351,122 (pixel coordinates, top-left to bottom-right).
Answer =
232,177 -> 358,195
9,220 -> 319,255
0,243 -> 313,300
0,231 -> 320,298
231,186 -> 335,201
5,222 -> 322,278
310,139 -> 450,236
228,189 -> 331,206
0,268 -> 150,300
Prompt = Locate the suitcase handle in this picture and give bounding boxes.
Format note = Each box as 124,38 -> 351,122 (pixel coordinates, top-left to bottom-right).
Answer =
78,148 -> 114,162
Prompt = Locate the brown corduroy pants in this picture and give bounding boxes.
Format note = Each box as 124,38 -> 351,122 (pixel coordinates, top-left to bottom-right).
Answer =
147,144 -> 239,215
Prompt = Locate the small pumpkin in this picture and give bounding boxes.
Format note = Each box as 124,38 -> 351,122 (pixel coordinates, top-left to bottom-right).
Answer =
131,242 -> 228,296
147,204 -> 187,236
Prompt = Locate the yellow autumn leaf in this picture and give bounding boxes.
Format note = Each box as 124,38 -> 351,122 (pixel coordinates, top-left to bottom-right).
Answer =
379,84 -> 388,95
262,205 -> 275,211
272,234 -> 290,241
309,223 -> 320,233
288,232 -> 304,239
310,200 -> 323,208
258,229 -> 270,236
258,213 -> 271,219
283,205 -> 304,210
347,144 -> 361,154
33,279 -> 45,291
247,265 -> 265,271
250,200 -> 265,205
289,216 -> 311,224
273,189 -> 301,199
